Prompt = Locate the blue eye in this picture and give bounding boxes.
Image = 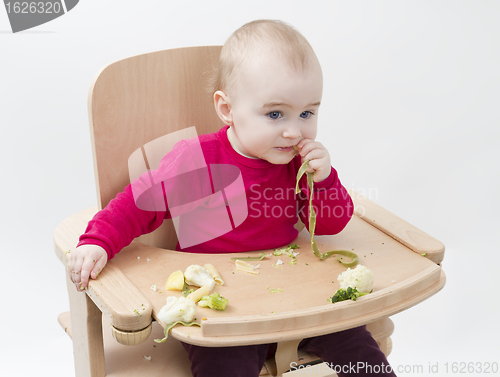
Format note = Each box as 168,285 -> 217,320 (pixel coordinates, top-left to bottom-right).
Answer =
300,111 -> 313,119
268,111 -> 282,120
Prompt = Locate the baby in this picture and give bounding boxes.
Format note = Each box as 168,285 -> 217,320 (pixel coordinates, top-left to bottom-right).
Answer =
69,20 -> 396,377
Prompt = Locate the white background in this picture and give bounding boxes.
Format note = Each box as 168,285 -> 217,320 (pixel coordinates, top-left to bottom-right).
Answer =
1,1 -> 499,376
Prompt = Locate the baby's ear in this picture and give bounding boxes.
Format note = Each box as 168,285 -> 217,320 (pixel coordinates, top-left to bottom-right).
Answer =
213,90 -> 233,126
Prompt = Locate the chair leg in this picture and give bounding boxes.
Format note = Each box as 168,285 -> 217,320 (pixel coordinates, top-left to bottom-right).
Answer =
377,337 -> 393,357
264,338 -> 302,376
66,275 -> 106,377
264,339 -> 337,377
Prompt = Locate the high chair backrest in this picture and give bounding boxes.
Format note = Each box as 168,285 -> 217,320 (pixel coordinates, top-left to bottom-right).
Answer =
88,46 -> 224,249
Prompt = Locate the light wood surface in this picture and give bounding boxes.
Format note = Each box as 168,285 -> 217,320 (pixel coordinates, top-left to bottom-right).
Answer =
274,339 -> 303,376
55,204 -> 445,347
119,219 -> 444,347
65,274 -> 106,376
111,322 -> 152,346
348,188 -> 445,264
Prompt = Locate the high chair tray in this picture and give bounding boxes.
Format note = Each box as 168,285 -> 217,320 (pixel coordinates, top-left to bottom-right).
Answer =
54,191 -> 445,347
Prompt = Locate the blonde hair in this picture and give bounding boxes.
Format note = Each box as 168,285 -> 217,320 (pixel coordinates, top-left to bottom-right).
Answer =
210,20 -> 317,94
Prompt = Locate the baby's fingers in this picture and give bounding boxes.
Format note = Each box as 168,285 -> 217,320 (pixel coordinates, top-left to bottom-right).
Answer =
68,254 -> 82,286
78,252 -> 108,291
77,258 -> 93,291
79,253 -> 104,290
301,145 -> 326,165
90,254 -> 107,280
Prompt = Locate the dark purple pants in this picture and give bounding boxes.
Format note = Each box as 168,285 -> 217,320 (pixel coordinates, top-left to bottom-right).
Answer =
182,325 -> 397,377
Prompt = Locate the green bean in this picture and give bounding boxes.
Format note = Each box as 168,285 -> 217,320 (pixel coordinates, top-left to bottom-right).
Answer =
295,160 -> 310,194
315,249 -> 359,267
154,321 -> 201,343
230,252 -> 266,262
296,160 -> 359,268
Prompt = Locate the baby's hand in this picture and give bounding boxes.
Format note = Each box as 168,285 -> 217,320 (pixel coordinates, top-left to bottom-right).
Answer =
296,139 -> 332,182
67,245 -> 108,292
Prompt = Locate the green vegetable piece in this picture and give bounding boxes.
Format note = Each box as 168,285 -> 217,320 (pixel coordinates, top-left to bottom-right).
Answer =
268,287 -> 283,294
296,159 -> 359,267
230,252 -> 266,262
154,321 -> 201,343
317,249 -> 359,267
273,244 -> 300,257
295,160 -> 310,194
198,292 -> 229,311
181,280 -> 195,297
330,287 -> 368,303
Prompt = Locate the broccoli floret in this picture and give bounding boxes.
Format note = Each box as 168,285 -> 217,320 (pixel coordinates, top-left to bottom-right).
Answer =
198,292 -> 229,311
329,286 -> 368,303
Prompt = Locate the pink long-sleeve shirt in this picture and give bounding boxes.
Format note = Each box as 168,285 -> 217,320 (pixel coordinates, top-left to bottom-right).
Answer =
78,126 -> 353,259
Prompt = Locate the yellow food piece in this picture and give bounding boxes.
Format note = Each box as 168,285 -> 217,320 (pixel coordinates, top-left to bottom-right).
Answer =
187,284 -> 212,302
204,263 -> 224,285
165,270 -> 185,291
235,260 -> 260,275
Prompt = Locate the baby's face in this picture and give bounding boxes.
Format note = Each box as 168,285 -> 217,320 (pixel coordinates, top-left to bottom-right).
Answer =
227,54 -> 323,164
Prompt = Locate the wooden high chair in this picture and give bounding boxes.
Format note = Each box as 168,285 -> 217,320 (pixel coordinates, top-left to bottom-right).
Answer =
54,46 -> 446,377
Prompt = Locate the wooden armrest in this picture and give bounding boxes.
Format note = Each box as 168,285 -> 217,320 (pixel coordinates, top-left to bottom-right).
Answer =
85,260 -> 152,332
347,188 -> 445,264
54,207 -> 152,333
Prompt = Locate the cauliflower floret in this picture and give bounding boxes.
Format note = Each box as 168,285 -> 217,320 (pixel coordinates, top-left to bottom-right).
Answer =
338,265 -> 374,293
157,296 -> 197,324
184,265 -> 216,291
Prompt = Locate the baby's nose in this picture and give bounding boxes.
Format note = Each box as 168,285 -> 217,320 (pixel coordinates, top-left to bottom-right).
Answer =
282,122 -> 302,139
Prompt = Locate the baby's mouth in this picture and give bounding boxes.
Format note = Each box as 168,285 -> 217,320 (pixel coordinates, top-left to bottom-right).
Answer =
274,146 -> 294,152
